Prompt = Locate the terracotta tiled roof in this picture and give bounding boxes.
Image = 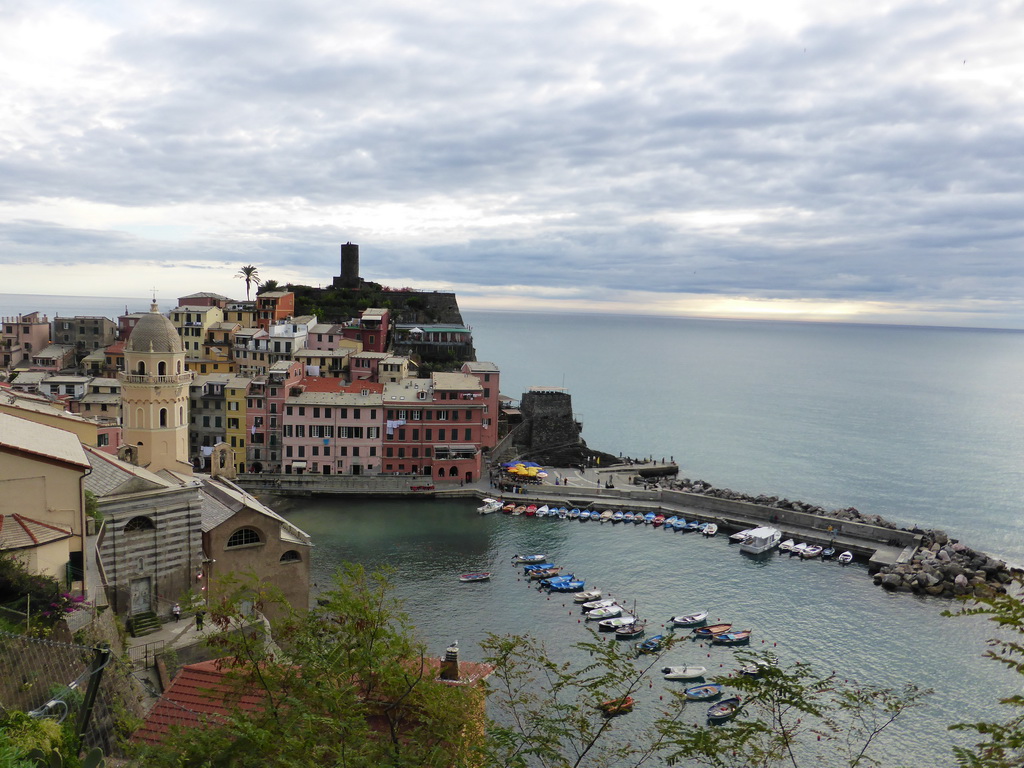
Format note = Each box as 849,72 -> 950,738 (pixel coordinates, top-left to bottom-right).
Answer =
132,660 -> 266,746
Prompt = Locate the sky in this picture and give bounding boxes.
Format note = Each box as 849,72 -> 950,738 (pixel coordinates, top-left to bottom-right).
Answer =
2,0 -> 1024,327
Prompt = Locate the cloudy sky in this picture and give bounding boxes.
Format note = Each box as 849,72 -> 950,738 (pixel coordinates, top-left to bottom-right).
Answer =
3,0 -> 1023,327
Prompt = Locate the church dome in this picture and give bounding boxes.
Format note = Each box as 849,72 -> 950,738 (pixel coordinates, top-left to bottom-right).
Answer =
126,303 -> 184,354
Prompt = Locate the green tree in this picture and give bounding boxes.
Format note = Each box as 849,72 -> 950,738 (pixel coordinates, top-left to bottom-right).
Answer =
235,265 -> 260,301
946,576 -> 1024,767
135,566 -> 485,768
257,279 -> 280,294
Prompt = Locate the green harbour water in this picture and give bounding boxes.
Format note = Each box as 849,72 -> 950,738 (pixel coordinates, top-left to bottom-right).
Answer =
275,495 -> 1015,765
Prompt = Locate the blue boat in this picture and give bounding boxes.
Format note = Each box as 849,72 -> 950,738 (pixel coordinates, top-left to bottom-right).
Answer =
513,554 -> 547,563
612,511 -> 623,523
685,683 -> 724,701
539,573 -> 575,587
636,634 -> 667,654
665,516 -> 679,529
523,562 -> 555,573
683,520 -> 701,532
696,522 -> 709,534
549,579 -> 585,592
643,512 -> 657,524
579,511 -> 592,521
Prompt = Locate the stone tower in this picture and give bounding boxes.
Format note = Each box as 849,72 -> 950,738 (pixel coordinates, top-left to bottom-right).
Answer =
332,242 -> 361,289
119,302 -> 194,475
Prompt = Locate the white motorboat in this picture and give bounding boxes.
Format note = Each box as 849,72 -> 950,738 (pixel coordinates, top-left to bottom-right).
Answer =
586,605 -> 623,621
702,523 -> 719,537
838,550 -> 854,564
669,611 -> 708,627
536,504 -> 550,517
729,528 -> 755,542
581,598 -> 616,611
598,615 -> 636,632
801,544 -> 823,559
779,538 -> 795,553
661,665 -> 708,680
573,590 -> 603,603
477,498 -> 503,514
791,542 -> 810,557
600,510 -> 614,523
739,527 -> 782,555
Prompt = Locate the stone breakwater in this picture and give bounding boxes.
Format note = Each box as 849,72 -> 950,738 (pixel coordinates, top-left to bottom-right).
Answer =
673,477 -> 1017,598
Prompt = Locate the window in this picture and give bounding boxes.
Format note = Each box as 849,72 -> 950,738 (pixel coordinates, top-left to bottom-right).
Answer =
124,516 -> 155,532
98,433 -> 109,447
439,410 -> 448,421
280,550 -> 302,563
226,528 -> 262,547
465,428 -> 472,440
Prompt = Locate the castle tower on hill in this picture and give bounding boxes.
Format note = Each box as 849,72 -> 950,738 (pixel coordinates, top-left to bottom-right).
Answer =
119,302 -> 195,475
332,242 -> 361,289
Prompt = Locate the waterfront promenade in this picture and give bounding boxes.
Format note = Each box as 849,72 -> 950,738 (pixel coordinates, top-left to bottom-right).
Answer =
235,462 -> 916,573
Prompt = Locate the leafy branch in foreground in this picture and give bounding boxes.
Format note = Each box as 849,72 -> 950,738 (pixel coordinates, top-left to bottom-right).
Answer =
946,576 -> 1024,767
656,650 -> 928,768
481,629 -> 685,768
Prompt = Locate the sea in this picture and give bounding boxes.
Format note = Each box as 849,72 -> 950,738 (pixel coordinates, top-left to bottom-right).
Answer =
5,293 -> 1024,764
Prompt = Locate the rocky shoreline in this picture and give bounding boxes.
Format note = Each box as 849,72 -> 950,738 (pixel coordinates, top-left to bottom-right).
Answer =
672,477 -> 1018,598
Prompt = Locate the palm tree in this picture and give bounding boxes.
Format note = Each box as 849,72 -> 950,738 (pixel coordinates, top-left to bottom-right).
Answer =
235,265 -> 260,301
258,279 -> 280,294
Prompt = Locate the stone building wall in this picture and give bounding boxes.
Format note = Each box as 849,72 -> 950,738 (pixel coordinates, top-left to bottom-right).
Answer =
519,390 -> 581,453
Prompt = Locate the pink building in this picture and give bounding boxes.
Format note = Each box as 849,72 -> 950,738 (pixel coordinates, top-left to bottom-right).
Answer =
461,361 -> 501,450
282,379 -> 385,475
338,307 -> 391,354
245,361 -> 303,474
2,312 -> 51,369
381,372 -> 486,483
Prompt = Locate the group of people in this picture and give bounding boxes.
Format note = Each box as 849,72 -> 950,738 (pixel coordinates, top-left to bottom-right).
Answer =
171,602 -> 207,631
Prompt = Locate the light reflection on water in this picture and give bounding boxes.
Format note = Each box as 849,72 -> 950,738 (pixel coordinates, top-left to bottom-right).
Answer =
277,496 -> 1017,765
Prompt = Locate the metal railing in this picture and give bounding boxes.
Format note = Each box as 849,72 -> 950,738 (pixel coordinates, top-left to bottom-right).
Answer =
128,640 -> 167,669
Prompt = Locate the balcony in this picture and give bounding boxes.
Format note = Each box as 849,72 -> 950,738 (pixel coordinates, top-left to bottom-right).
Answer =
120,372 -> 194,385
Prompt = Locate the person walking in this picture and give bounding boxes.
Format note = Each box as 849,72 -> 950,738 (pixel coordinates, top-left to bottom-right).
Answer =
195,611 -> 205,631
172,602 -> 181,622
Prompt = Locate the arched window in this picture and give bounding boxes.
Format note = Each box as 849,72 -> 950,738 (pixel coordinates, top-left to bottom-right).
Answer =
124,516 -> 155,532
226,528 -> 262,548
160,408 -> 168,427
179,406 -> 184,423
176,360 -> 182,374
280,550 -> 301,563
437,467 -> 444,477
137,361 -> 146,375
448,466 -> 458,477
158,361 -> 167,375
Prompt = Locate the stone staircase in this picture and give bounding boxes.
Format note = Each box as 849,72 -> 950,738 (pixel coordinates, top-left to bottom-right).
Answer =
127,611 -> 161,637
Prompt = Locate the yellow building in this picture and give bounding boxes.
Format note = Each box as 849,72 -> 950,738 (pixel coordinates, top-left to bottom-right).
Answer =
0,412 -> 90,583
224,376 -> 250,473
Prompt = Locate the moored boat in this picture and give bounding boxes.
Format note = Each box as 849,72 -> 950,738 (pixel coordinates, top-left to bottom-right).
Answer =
636,634 -> 667,654
662,665 -> 707,680
664,515 -> 679,529
539,573 -> 574,587
790,542 -> 810,557
729,527 -> 754,542
653,514 -> 666,527
669,611 -> 708,628
568,508 -> 580,519
693,623 -> 732,638
612,510 -> 624,523
739,526 -> 782,555
702,522 -> 719,537
707,696 -> 741,723
615,620 -> 646,639
598,695 -> 634,716
536,504 -> 550,517
513,553 -> 547,563
477,498 -> 502,514
683,520 -> 702,532
801,544 -> 823,559
573,589 -> 603,603
779,538 -> 795,552
512,505 -> 526,516
581,597 -> 616,610
821,546 -> 836,559
525,504 -> 538,516
522,562 -> 555,573
501,502 -> 516,513
599,616 -> 636,631
579,511 -> 591,521
838,550 -> 854,564
643,512 -> 657,525
599,510 -> 614,523
528,567 -> 562,580
549,579 -> 585,592
711,629 -> 751,645
458,572 -> 491,582
586,605 -> 623,620
685,683 -> 723,700
621,512 -> 635,523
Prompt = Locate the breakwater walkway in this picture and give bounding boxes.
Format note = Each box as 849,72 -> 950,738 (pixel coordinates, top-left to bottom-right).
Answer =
236,464 -> 915,574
